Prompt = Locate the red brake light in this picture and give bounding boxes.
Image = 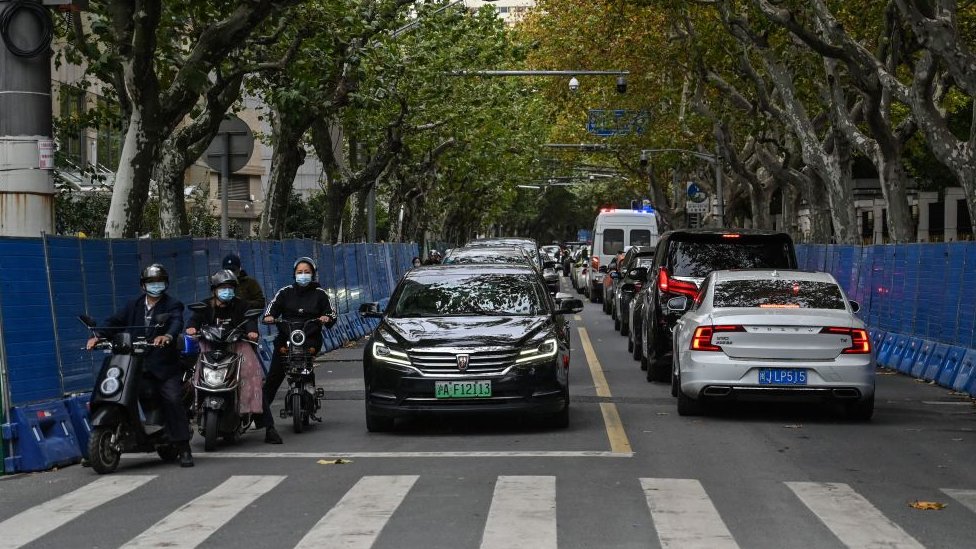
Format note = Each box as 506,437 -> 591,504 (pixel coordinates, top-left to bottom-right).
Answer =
690,325 -> 744,352
721,234 -> 741,239
658,267 -> 698,299
820,327 -> 871,354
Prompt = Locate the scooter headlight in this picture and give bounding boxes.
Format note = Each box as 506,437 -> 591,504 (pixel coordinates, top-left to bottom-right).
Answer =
105,367 -> 122,379
203,369 -> 225,386
99,377 -> 121,396
290,330 -> 306,347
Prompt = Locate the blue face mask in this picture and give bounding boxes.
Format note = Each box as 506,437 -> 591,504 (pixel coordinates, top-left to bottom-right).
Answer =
295,273 -> 312,286
217,288 -> 235,302
145,282 -> 167,297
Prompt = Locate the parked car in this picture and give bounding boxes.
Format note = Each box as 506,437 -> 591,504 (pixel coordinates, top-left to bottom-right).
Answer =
540,250 -> 561,293
571,247 -> 590,295
465,237 -> 543,269
586,208 -> 659,303
601,252 -> 625,313
670,269 -> 874,419
442,246 -> 534,266
612,246 -> 655,336
360,264 -> 583,431
639,229 -> 798,382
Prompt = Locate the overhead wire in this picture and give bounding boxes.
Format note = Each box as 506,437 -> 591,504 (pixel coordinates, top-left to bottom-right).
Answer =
0,0 -> 53,58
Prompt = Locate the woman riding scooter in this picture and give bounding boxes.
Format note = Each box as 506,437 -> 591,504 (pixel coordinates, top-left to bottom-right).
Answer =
186,270 -> 265,433
260,257 -> 337,443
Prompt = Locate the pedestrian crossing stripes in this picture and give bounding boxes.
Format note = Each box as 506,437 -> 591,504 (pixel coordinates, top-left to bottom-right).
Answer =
1,475 -> 972,548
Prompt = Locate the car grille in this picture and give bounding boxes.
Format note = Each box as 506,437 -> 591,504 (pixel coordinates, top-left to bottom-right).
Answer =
407,348 -> 518,375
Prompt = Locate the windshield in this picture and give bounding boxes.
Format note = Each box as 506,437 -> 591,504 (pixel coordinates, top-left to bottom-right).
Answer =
713,279 -> 846,309
392,274 -> 548,317
668,236 -> 794,277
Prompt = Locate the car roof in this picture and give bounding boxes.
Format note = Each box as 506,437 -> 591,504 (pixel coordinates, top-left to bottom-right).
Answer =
710,269 -> 836,283
467,237 -> 538,245
660,228 -> 793,239
448,246 -> 526,256
406,264 -> 538,277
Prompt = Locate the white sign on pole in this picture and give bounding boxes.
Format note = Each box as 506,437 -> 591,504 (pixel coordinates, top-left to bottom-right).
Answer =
37,140 -> 55,170
686,200 -> 709,214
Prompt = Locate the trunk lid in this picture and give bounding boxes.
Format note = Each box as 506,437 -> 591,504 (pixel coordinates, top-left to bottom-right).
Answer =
706,308 -> 854,360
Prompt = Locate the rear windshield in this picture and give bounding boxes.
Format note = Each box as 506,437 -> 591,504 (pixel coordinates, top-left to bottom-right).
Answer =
668,236 -> 794,277
713,279 -> 846,309
631,229 -> 651,247
603,229 -> 624,255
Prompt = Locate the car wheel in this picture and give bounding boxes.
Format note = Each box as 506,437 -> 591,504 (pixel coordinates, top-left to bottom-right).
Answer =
548,401 -> 570,429
627,335 -> 634,353
614,315 -> 621,331
589,287 -> 598,303
365,402 -> 395,433
620,318 -> 629,337
632,333 -> 642,361
677,383 -> 704,416
845,395 -> 874,421
670,357 -> 679,397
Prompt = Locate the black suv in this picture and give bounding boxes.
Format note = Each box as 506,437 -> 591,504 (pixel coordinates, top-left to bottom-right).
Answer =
638,229 -> 797,382
611,246 -> 655,336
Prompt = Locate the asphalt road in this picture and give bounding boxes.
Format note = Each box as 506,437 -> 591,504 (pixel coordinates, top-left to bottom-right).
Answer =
2,276 -> 976,548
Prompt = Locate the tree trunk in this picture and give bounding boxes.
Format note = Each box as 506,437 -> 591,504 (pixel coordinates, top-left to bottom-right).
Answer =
259,110 -> 310,239
320,184 -> 350,244
154,145 -> 189,236
104,108 -> 158,237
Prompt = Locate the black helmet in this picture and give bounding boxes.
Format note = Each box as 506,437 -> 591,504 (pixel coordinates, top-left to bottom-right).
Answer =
293,256 -> 317,277
140,263 -> 169,284
210,269 -> 239,289
222,253 -> 242,272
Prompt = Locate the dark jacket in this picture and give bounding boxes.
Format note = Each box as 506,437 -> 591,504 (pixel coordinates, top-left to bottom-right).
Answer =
264,281 -> 336,350
98,293 -> 185,379
187,297 -> 259,335
237,270 -> 266,310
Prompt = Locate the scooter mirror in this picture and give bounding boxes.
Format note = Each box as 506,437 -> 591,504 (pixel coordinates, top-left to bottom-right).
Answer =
78,315 -> 97,328
245,308 -> 264,319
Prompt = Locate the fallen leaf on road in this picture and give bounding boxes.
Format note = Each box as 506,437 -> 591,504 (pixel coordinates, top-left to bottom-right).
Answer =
952,438 -> 963,442
317,459 -> 351,465
914,379 -> 928,383
877,370 -> 897,375
656,412 -> 669,416
783,424 -> 803,429
909,501 -> 946,510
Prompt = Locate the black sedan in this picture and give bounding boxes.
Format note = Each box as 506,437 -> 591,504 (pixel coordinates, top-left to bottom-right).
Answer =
359,264 -> 584,431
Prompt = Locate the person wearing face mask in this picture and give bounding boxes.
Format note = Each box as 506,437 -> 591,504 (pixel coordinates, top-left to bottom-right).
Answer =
411,256 -> 422,268
86,264 -> 192,467
186,270 -> 264,417
259,257 -> 337,444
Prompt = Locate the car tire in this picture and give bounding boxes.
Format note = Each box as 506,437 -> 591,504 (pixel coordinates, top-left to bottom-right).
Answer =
845,395 -> 874,421
365,403 -> 394,433
589,287 -> 599,303
677,385 -> 704,416
627,336 -> 634,353
632,334 -> 642,361
670,359 -> 679,397
620,318 -> 629,337
548,402 -> 570,429
614,316 -> 621,331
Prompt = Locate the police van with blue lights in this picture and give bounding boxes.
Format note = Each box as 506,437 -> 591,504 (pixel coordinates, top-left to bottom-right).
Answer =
586,203 -> 659,302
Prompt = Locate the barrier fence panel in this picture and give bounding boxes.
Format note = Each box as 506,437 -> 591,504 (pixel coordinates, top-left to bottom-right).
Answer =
46,236 -> 91,395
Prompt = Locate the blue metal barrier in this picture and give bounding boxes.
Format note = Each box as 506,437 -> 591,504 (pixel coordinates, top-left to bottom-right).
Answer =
938,347 -> 967,388
1,400 -> 82,472
911,341 -> 937,378
63,393 -> 92,459
921,344 -> 950,382
894,338 -> 924,374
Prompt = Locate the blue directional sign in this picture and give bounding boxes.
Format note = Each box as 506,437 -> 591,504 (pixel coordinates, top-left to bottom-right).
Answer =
586,110 -> 648,137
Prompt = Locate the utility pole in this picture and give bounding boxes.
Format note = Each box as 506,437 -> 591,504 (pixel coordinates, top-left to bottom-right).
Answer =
0,0 -> 58,237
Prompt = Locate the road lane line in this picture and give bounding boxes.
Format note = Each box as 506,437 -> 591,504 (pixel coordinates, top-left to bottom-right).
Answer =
122,475 -> 285,548
578,326 -> 633,454
787,482 -> 924,549
941,488 -> 976,513
296,475 -> 418,549
0,475 -> 156,549
641,478 -> 739,549
578,327 -> 610,398
480,476 -> 556,549
123,451 -> 633,459
574,314 -> 582,321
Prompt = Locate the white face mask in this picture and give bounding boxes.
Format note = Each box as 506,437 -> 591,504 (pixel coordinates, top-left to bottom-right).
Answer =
145,282 -> 167,297
295,273 -> 312,286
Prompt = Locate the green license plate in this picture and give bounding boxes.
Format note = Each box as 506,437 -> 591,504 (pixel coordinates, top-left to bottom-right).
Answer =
435,380 -> 492,398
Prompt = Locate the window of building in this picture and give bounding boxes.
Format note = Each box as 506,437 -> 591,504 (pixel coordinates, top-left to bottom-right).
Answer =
96,97 -> 123,169
216,174 -> 252,200
58,85 -> 86,165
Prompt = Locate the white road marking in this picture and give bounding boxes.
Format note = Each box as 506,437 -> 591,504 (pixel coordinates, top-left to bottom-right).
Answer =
296,475 -> 418,549
641,478 -> 739,549
787,482 -> 924,549
123,451 -> 633,459
121,475 -> 285,548
942,488 -> 976,513
481,476 -> 557,549
0,475 -> 156,549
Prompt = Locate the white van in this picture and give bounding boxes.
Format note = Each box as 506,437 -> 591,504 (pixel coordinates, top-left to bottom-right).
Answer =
586,209 -> 659,301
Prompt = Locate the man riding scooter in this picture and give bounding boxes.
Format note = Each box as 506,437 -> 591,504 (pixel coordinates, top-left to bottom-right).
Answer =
86,264 -> 193,467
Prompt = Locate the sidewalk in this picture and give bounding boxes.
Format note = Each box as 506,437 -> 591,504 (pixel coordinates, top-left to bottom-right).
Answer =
318,338 -> 367,364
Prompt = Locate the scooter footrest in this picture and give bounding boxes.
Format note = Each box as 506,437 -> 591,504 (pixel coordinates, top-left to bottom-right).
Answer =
279,409 -> 288,419
144,424 -> 165,436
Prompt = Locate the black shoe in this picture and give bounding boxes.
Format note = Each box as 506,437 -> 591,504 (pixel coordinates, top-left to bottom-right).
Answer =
265,427 -> 283,444
179,449 -> 194,468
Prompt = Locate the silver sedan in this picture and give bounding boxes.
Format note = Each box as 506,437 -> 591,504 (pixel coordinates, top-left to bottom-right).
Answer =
670,270 -> 875,419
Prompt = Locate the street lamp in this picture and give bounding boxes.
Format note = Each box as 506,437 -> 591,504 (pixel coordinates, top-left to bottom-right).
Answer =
568,76 -> 580,92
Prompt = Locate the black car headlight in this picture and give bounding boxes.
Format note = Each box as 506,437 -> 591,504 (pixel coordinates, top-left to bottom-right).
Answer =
372,341 -> 412,367
516,337 -> 558,364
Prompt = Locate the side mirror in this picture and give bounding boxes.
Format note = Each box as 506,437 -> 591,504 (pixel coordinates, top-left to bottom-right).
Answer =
359,302 -> 383,319
554,292 -> 573,302
628,267 -> 649,282
245,308 -> 264,319
78,315 -> 97,328
849,300 -> 860,314
598,266 -> 608,273
667,296 -> 689,313
556,298 -> 585,315
609,271 -> 620,279
188,302 -> 208,313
